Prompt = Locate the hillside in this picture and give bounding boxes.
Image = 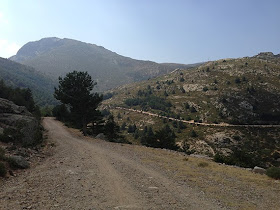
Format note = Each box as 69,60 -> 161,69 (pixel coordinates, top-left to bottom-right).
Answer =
10,37 -> 197,91
0,57 -> 57,106
103,52 -> 280,168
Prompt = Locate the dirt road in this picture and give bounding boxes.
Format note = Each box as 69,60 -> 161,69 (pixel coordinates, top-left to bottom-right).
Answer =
115,107 -> 280,128
1,118 -> 279,209
0,118 -> 222,209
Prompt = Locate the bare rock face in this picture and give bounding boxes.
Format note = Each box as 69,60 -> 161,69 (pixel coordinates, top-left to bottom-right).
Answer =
0,98 -> 40,146
0,98 -> 32,116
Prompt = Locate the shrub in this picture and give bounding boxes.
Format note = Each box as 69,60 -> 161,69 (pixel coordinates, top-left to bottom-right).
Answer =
103,92 -> 114,100
214,150 -> 259,168
0,162 -> 7,177
124,95 -> 172,112
179,121 -> 187,129
133,130 -> 139,139
127,124 -> 137,133
0,148 -> 5,160
0,133 -> 11,143
121,122 -> 126,130
232,135 -> 241,141
266,167 -> 280,179
190,106 -> 197,113
183,157 -> 189,161
235,77 -> 241,84
203,87 -> 208,92
198,162 -> 209,167
214,153 -> 230,164
272,152 -> 280,160
190,130 -> 198,137
185,103 -> 190,109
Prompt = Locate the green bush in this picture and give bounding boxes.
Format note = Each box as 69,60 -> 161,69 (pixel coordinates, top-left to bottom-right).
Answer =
266,167 -> 280,179
203,87 -> 208,92
0,162 -> 7,177
0,133 -> 11,143
214,150 -> 260,168
0,147 -> 5,160
190,106 -> 197,113
235,77 -> 241,84
190,130 -> 198,137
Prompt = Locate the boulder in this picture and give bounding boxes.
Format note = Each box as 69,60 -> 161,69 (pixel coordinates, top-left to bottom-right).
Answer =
0,98 -> 31,116
252,166 -> 266,175
95,133 -> 106,140
8,155 -> 30,169
0,98 -> 40,146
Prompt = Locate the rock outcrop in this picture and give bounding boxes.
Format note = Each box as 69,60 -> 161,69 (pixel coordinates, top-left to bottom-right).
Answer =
254,52 -> 280,60
0,98 -> 40,146
252,166 -> 266,174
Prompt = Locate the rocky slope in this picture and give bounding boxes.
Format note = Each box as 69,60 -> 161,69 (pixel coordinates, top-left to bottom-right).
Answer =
0,97 -> 45,177
0,98 -> 41,146
10,37 -> 198,91
102,53 -> 280,167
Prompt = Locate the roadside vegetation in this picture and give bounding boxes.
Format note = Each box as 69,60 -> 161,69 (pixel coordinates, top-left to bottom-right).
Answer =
52,71 -> 127,143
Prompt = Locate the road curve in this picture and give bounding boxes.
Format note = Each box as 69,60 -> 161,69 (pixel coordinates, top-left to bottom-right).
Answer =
0,118 -> 222,210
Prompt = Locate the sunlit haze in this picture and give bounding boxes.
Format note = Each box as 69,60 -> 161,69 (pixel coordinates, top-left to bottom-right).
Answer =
0,0 -> 279,63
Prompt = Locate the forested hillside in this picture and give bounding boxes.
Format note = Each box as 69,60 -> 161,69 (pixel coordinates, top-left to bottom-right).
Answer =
0,57 -> 57,106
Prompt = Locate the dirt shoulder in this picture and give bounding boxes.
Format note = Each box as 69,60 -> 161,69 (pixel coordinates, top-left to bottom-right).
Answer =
0,118 -> 279,209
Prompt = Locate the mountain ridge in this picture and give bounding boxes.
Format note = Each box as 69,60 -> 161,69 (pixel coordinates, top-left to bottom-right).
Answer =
10,37 -> 197,91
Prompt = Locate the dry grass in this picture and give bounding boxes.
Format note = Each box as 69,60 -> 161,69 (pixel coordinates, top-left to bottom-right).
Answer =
136,146 -> 280,209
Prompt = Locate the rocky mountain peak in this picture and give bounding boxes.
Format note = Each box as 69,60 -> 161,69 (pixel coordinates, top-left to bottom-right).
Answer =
254,52 -> 280,59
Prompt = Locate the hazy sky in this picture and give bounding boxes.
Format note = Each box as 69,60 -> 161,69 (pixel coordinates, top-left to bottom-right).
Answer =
0,0 -> 279,64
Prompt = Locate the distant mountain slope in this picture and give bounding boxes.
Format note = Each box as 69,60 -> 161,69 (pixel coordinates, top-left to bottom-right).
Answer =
10,37 -> 197,91
106,52 -> 280,125
103,52 -> 280,167
0,57 -> 57,106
